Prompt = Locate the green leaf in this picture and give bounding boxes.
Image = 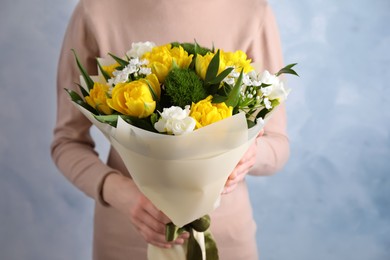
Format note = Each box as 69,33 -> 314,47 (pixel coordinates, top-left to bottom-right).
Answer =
71,49 -> 94,91
276,63 -> 299,77
206,67 -> 234,85
94,114 -> 119,126
122,116 -> 158,132
108,53 -> 129,68
143,79 -> 158,102
246,119 -> 256,128
150,113 -> 158,126
205,49 -> 220,83
76,83 -> 89,98
97,59 -> 112,82
225,69 -> 244,107
211,94 -> 227,103
256,108 -> 269,120
64,88 -> 97,114
193,40 -> 199,55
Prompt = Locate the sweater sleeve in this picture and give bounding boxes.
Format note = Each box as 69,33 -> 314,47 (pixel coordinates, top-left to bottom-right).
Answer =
248,3 -> 290,176
50,2 -> 120,204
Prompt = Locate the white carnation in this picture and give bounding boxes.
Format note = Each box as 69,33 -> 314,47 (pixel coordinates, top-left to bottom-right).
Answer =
154,106 -> 196,135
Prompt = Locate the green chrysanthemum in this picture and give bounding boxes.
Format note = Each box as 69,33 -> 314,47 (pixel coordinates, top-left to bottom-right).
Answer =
164,67 -> 207,108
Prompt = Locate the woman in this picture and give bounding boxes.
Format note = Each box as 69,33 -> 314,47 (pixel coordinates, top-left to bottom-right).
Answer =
51,0 -> 289,259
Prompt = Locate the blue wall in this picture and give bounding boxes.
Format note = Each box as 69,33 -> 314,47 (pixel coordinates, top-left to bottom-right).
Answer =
0,0 -> 389,259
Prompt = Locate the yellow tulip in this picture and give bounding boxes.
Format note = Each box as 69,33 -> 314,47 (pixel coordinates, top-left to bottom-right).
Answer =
170,45 -> 193,69
142,44 -> 193,83
102,62 -> 120,77
195,52 -> 219,80
139,73 -> 161,100
85,82 -> 113,115
190,96 -> 233,128
107,80 -> 156,118
220,49 -> 254,73
195,49 -> 254,80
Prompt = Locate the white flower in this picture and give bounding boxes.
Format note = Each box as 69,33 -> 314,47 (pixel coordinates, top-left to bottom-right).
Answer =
107,57 -> 152,85
245,70 -> 262,87
126,41 -> 156,58
264,97 -> 272,109
260,70 -> 278,85
222,66 -> 239,85
154,106 -> 196,135
108,68 -> 131,85
261,86 -> 273,96
268,81 -> 291,102
260,70 -> 290,102
223,77 -> 235,85
138,67 -> 152,76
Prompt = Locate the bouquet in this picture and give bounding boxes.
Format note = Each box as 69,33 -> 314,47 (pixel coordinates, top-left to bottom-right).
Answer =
66,41 -> 298,260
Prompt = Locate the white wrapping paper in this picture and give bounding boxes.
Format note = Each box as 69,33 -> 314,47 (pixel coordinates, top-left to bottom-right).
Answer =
75,103 -> 264,260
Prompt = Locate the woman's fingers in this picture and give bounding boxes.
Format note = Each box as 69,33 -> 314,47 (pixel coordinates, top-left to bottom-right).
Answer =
223,139 -> 259,194
130,194 -> 188,247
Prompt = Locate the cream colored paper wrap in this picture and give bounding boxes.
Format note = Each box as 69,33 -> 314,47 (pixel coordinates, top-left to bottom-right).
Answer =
77,105 -> 263,260
77,104 -> 262,226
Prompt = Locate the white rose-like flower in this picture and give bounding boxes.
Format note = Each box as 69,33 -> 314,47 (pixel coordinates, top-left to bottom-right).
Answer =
126,41 -> 156,58
154,106 -> 196,135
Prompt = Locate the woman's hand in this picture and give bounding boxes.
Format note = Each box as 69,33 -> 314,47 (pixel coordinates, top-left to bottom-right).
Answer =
102,173 -> 189,248
223,130 -> 264,194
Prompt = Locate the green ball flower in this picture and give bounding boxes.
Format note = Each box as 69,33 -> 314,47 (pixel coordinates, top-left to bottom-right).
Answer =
164,67 -> 207,108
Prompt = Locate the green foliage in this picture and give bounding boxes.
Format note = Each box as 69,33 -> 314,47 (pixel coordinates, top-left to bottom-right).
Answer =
97,59 -> 111,82
71,49 -> 94,91
64,88 -> 97,114
225,69 -> 244,107
94,114 -> 119,127
108,53 -> 128,69
205,49 -> 221,84
164,67 -> 207,108
94,114 -> 158,131
171,41 -> 211,56
122,116 -> 158,132
203,50 -> 234,95
76,83 -> 89,98
276,63 -> 299,77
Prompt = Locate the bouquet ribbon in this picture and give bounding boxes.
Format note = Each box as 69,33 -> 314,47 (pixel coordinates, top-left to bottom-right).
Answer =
166,215 -> 218,260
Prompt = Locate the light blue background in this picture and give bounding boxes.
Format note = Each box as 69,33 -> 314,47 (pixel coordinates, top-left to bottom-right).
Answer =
1,0 -> 389,259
